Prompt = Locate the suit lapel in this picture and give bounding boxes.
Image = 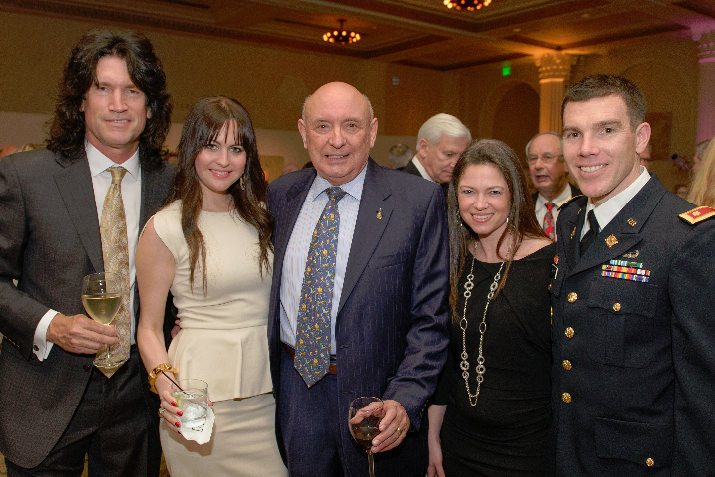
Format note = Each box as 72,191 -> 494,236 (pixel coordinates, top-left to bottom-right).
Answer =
139,166 -> 162,232
54,154 -> 103,273
569,177 -> 665,276
338,160 -> 391,313
560,199 -> 586,271
272,171 -> 315,292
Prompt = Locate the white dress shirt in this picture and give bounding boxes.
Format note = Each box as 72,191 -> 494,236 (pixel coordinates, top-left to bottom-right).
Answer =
279,166 -> 366,355
535,184 -> 575,228
33,142 -> 142,360
581,166 -> 651,239
409,156 -> 434,182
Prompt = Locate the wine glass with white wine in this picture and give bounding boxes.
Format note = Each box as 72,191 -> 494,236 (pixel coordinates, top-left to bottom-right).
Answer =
81,272 -> 124,369
348,397 -> 384,477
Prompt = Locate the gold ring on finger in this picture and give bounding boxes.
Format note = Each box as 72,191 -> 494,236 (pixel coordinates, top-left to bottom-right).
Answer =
158,408 -> 166,419
397,426 -> 402,434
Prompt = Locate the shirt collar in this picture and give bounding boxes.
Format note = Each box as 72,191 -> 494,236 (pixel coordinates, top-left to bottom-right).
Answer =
86,141 -> 140,179
587,166 -> 650,229
536,183 -> 572,208
309,162 -> 367,202
410,156 -> 434,182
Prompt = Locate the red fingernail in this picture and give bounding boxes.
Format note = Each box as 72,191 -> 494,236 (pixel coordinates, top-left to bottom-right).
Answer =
171,401 -> 177,407
177,410 -> 183,416
175,421 -> 181,427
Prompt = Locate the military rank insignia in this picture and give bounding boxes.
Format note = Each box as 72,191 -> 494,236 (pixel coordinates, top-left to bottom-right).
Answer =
601,259 -> 650,282
679,206 -> 714,224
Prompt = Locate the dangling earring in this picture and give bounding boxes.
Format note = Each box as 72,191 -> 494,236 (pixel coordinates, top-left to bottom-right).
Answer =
240,176 -> 245,191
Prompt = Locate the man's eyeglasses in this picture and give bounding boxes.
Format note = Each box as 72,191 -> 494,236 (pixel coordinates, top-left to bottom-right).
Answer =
527,154 -> 562,165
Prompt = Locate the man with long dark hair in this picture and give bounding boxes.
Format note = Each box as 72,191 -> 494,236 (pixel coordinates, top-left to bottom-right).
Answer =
0,30 -> 174,476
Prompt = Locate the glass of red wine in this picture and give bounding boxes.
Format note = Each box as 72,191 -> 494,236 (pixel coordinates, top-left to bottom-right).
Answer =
348,396 -> 384,477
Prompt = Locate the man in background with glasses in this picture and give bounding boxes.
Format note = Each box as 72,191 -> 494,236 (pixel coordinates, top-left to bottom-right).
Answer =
526,131 -> 580,240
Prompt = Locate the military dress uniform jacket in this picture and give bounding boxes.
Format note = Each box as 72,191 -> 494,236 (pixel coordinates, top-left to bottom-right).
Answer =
549,175 -> 715,476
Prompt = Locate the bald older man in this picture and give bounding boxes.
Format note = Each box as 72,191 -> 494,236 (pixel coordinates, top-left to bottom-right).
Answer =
266,82 -> 449,477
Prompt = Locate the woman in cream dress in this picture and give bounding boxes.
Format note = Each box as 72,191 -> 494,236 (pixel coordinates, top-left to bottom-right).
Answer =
137,97 -> 286,476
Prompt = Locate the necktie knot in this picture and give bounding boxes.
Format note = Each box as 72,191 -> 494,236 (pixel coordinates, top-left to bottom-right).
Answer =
580,209 -> 600,256
108,166 -> 127,185
545,202 -> 555,213
326,187 -> 347,203
587,210 -> 600,234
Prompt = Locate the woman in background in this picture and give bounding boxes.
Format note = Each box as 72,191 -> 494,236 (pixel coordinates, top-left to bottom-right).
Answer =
428,139 -> 554,476
687,139 -> 715,208
137,96 -> 286,476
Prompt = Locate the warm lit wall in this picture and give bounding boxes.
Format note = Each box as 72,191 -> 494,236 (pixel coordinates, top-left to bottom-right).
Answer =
0,11 -> 445,168
0,11 -> 702,191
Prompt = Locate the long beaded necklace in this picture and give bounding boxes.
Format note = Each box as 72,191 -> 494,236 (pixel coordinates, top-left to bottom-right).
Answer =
459,254 -> 505,407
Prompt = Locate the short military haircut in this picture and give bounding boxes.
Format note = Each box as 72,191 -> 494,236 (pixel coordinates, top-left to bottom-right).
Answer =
561,74 -> 646,129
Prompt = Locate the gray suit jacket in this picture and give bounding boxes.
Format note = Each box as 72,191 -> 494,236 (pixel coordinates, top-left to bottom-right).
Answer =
0,148 -> 174,467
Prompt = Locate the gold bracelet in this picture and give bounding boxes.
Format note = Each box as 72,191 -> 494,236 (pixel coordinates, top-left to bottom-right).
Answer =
148,363 -> 178,393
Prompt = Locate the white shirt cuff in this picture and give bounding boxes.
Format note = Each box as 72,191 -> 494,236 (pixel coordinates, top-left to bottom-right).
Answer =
33,310 -> 56,361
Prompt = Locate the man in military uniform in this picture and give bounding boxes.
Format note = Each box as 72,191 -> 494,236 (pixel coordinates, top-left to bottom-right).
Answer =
550,74 -> 715,475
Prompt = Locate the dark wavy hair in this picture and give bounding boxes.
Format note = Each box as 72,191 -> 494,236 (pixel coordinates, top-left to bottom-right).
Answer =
46,30 -> 172,169
167,96 -> 273,294
447,139 -> 546,315
561,74 -> 646,129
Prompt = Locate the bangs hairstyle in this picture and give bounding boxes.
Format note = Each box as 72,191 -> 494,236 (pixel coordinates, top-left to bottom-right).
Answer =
446,139 -> 545,315
47,29 -> 171,169
168,96 -> 272,294
561,74 -> 646,130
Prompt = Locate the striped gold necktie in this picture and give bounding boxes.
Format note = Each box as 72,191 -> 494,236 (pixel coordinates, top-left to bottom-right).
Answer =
98,166 -> 131,377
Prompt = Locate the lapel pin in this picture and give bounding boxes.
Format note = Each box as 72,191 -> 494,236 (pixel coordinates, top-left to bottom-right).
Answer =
570,226 -> 576,239
376,208 -> 382,220
605,234 -> 618,248
627,218 -> 637,227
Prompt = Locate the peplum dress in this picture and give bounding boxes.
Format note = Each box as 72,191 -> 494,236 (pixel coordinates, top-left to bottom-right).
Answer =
153,200 -> 286,477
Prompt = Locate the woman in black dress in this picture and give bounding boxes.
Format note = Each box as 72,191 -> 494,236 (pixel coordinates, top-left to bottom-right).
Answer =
427,139 -> 555,476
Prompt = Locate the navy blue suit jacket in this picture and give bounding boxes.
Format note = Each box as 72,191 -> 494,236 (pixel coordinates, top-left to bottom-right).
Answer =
266,158 -> 450,473
550,175 -> 715,475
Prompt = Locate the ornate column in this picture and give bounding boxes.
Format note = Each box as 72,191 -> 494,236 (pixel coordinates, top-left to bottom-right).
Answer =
535,53 -> 573,133
693,28 -> 715,142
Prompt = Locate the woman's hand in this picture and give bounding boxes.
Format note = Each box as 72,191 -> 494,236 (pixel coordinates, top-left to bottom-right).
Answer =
427,404 -> 447,477
427,435 -> 446,477
156,374 -> 183,433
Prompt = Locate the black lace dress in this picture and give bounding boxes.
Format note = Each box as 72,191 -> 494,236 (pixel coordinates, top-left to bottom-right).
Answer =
433,243 -> 556,476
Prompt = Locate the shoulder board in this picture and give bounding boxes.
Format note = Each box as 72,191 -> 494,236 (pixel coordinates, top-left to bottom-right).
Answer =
558,194 -> 585,211
679,206 -> 715,224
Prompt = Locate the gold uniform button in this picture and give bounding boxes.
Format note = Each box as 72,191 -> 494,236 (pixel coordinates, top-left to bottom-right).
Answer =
567,292 -> 578,303
613,302 -> 621,312
561,392 -> 572,403
645,457 -> 654,467
565,327 -> 575,339
562,360 -> 572,370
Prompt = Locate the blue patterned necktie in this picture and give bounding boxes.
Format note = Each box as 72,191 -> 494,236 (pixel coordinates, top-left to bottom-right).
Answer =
294,186 -> 347,387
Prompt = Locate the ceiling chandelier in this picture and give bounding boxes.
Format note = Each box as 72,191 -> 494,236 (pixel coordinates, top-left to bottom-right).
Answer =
323,19 -> 361,44
443,0 -> 493,11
